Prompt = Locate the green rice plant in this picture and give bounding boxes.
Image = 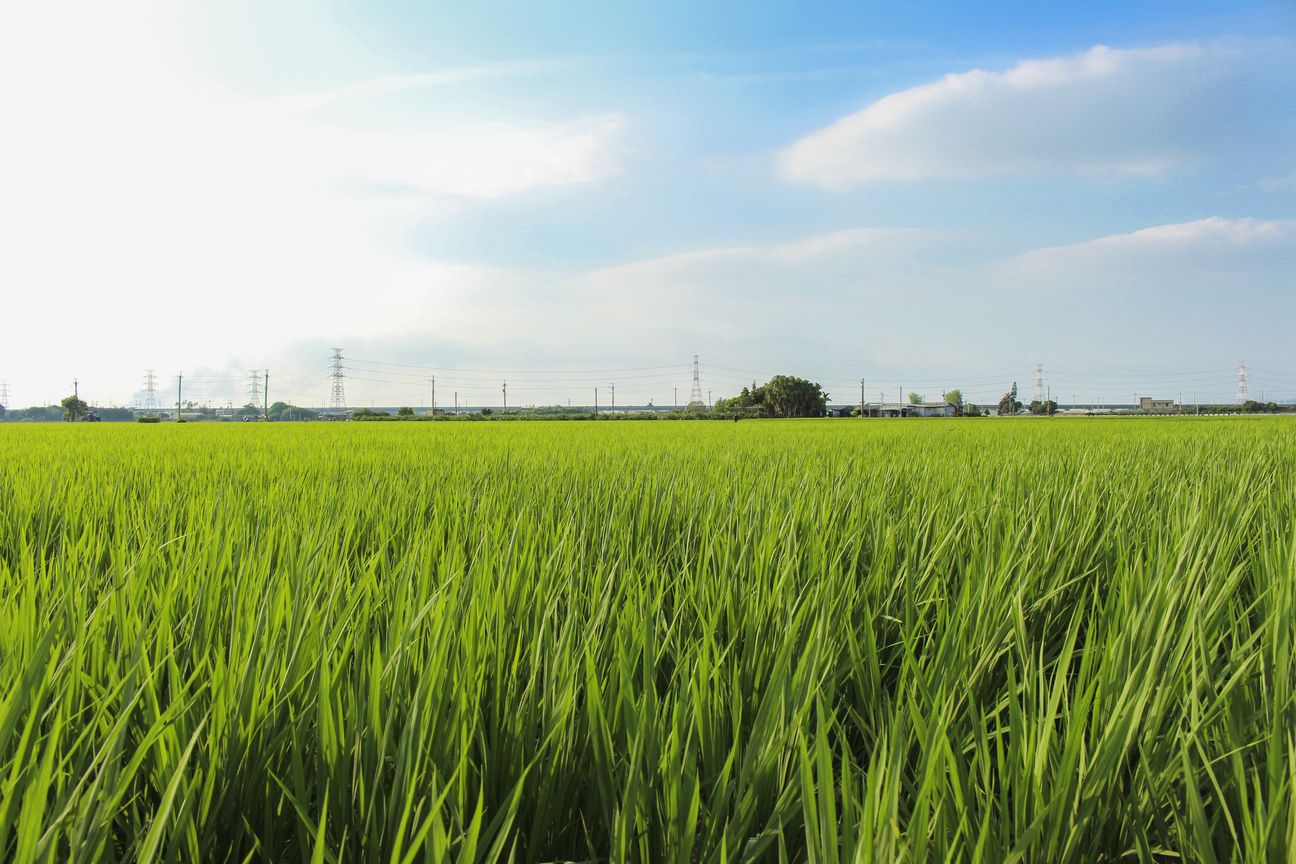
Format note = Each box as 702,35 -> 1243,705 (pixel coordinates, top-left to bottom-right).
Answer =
0,417 -> 1292,862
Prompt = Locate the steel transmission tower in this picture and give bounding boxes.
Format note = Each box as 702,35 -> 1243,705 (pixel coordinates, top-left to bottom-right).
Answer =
1,380 -> 9,408
688,355 -> 703,407
143,370 -> 158,410
1033,363 -> 1045,404
1236,361 -> 1249,405
247,371 -> 262,409
329,349 -> 347,410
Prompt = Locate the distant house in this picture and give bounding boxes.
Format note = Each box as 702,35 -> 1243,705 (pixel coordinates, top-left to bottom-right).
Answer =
1140,397 -> 1176,411
867,401 -> 957,417
424,408 -> 446,416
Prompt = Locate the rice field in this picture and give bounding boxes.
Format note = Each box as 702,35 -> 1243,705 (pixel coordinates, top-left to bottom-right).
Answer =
0,418 -> 1293,863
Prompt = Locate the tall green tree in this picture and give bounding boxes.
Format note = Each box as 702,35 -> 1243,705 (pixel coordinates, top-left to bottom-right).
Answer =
61,394 -> 89,422
908,392 -> 925,405
998,383 -> 1021,416
943,389 -> 963,406
764,375 -> 828,417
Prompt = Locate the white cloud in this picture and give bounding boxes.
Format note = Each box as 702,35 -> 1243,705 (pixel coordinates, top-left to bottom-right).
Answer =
999,216 -> 1296,285
0,1 -> 626,404
780,41 -> 1285,187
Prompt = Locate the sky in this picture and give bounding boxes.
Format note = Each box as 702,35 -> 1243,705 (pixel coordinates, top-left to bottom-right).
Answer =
1,0 -> 1293,410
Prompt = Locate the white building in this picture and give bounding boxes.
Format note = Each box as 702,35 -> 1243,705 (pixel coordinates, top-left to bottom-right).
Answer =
867,401 -> 957,417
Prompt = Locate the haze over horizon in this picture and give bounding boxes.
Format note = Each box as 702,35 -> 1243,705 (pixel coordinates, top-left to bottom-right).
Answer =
1,0 -> 1293,410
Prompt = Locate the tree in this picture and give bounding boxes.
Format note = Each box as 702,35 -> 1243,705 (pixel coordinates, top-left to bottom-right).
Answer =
764,375 -> 828,418
998,383 -> 1021,416
908,392 -> 925,405
397,406 -> 415,417
267,402 -> 318,422
480,408 -> 493,416
943,388 -> 963,406
61,394 -> 89,422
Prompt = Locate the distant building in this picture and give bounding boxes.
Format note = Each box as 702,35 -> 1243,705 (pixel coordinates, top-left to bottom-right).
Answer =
866,401 -> 957,417
424,408 -> 446,416
1140,397 -> 1176,411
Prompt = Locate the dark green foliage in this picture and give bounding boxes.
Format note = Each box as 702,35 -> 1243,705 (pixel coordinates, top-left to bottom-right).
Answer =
3,405 -> 63,422
716,376 -> 828,418
998,382 -> 1022,415
94,407 -> 136,421
60,394 -> 89,422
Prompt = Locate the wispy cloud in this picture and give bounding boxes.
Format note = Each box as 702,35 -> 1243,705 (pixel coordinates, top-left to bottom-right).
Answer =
1000,217 -> 1296,282
1254,173 -> 1296,192
268,61 -> 573,116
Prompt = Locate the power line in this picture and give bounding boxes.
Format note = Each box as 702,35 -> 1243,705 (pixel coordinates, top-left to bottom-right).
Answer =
346,357 -> 688,375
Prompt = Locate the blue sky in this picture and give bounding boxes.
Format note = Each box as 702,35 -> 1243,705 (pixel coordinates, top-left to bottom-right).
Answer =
1,0 -> 1293,408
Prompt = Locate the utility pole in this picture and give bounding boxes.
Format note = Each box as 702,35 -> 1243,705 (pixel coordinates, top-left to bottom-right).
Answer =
455,392 -> 458,415
177,374 -> 182,422
610,383 -> 615,414
708,390 -> 712,411
595,388 -> 598,415
74,378 -> 78,400
430,377 -> 435,413
264,371 -> 269,421
674,387 -> 677,409
860,378 -> 865,417
502,380 -> 507,412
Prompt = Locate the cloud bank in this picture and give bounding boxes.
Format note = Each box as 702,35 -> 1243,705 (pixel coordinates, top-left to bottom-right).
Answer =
780,42 -> 1284,187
